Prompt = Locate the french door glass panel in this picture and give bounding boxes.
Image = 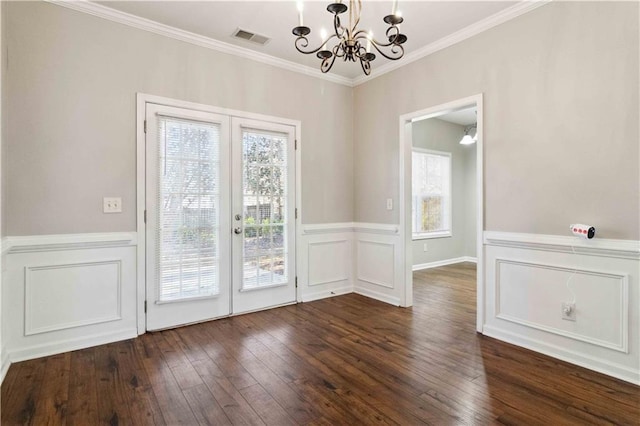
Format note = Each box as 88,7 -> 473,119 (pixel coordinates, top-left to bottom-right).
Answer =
158,117 -> 220,301
242,129 -> 289,290
232,118 -> 296,314
146,104 -> 231,331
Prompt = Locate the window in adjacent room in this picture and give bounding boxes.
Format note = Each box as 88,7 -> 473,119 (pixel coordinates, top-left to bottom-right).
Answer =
412,148 -> 452,239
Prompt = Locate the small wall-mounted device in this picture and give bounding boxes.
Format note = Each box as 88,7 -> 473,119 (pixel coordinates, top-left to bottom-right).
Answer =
570,224 -> 595,239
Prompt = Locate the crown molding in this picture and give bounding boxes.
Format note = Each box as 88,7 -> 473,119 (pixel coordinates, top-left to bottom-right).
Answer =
45,0 -> 354,87
47,0 -> 550,88
352,0 -> 552,86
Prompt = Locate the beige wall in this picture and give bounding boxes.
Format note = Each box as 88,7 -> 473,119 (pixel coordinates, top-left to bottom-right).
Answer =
412,118 -> 476,265
354,1 -> 639,239
464,146 -> 477,255
3,1 -> 354,235
4,2 -> 639,240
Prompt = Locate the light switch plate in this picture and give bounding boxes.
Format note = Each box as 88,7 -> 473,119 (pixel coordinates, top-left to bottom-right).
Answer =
386,198 -> 393,210
103,197 -> 122,213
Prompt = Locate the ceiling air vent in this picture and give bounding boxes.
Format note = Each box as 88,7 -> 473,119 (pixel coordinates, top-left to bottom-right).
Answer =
232,28 -> 270,46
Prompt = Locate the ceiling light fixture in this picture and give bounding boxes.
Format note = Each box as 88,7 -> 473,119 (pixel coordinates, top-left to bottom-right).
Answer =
292,0 -> 407,76
460,124 -> 478,145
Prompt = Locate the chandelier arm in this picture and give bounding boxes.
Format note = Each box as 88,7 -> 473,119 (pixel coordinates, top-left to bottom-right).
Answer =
360,57 -> 371,76
333,14 -> 346,38
321,54 -> 337,73
385,25 -> 403,44
352,29 -> 373,40
352,30 -> 404,60
333,42 -> 346,58
294,36 -> 322,55
369,39 -> 404,60
353,29 -> 397,48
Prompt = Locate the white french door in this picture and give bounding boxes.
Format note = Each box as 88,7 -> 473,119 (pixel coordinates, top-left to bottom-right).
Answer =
231,118 -> 296,314
145,103 -> 296,331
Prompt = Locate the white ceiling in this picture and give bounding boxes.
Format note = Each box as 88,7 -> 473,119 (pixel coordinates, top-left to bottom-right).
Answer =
95,0 -> 518,79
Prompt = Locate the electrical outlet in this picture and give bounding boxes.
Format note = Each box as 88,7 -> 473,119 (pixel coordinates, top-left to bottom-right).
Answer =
103,197 -> 122,213
562,302 -> 576,321
386,198 -> 393,210
423,243 -> 428,252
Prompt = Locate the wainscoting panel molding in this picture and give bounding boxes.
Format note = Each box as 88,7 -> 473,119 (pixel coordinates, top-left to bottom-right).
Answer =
308,240 -> 350,287
298,227 -> 354,302
357,240 -> 395,289
2,233 -> 137,364
484,231 -> 639,385
354,225 -> 403,306
25,260 -> 123,336
4,232 -> 137,254
495,259 -> 628,353
484,231 -> 640,260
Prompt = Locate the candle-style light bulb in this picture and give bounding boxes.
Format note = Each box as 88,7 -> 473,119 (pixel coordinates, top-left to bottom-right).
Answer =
391,0 -> 398,15
297,1 -> 304,26
366,31 -> 373,53
320,28 -> 328,50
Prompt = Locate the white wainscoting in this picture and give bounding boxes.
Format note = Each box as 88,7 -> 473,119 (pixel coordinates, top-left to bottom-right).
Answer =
299,222 -> 404,306
2,233 -> 138,365
354,224 -> 403,306
299,223 -> 354,302
484,231 -> 640,385
25,260 -> 123,336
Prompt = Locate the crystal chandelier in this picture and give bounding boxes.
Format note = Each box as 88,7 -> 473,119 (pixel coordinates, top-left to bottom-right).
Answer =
292,0 -> 407,76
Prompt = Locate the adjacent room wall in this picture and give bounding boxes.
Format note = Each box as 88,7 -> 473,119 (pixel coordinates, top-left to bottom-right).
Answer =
463,146 -> 477,257
354,1 -> 639,240
353,1 -> 640,384
3,1 -> 354,236
411,117 -> 476,267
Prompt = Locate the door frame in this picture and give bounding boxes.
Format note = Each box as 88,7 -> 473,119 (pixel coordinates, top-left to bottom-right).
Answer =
135,93 -> 302,334
398,93 -> 484,333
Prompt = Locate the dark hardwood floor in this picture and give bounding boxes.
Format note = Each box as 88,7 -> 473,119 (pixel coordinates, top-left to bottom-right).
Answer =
2,262 -> 639,425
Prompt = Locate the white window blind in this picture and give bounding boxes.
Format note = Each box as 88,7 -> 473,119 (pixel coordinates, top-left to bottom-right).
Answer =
156,116 -> 220,301
412,149 -> 452,238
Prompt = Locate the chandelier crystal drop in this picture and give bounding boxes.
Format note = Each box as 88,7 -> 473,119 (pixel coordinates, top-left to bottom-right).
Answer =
292,0 -> 407,76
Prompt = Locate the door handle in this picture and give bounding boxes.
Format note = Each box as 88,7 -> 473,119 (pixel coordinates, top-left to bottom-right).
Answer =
234,227 -> 242,235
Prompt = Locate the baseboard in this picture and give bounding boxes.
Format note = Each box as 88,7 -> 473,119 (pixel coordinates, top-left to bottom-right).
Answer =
483,325 -> 640,386
413,256 -> 477,271
354,286 -> 401,306
301,286 -> 353,303
8,328 -> 138,364
1,349 -> 10,385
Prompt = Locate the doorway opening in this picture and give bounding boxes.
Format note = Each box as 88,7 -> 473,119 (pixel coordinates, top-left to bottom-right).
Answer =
398,94 -> 484,332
